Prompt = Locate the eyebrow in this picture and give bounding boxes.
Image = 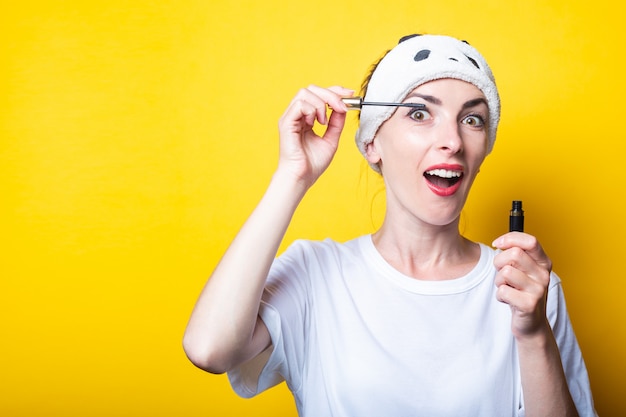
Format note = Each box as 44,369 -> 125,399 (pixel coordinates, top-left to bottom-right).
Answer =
403,94 -> 488,110
462,97 -> 488,110
404,93 -> 441,105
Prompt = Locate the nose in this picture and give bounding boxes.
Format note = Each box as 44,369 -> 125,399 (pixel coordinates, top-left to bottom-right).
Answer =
435,118 -> 463,154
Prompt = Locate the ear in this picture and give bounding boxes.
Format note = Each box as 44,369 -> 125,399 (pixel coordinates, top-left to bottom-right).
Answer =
365,138 -> 382,165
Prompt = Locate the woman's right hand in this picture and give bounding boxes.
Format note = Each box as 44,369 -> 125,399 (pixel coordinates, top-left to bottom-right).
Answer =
277,85 -> 353,188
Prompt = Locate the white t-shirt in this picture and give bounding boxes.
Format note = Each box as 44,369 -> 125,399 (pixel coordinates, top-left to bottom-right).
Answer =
229,235 -> 596,417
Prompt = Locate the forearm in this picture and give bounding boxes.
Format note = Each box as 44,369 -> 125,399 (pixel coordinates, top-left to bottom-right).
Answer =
183,171 -> 308,373
517,325 -> 579,417
492,234 -> 580,416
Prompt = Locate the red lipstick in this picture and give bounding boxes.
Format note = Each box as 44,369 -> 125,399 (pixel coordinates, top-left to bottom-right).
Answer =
423,164 -> 464,197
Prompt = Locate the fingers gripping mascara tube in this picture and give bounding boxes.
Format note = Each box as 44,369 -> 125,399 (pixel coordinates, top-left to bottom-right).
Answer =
509,200 -> 524,232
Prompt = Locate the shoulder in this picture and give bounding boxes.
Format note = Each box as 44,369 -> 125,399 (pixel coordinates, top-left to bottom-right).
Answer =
269,236 -> 369,284
278,235 -> 367,263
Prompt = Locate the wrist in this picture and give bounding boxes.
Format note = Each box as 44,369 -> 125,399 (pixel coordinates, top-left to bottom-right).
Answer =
514,321 -> 554,352
271,166 -> 312,194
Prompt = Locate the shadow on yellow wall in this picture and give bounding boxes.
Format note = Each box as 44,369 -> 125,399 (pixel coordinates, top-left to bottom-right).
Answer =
2,1 -> 623,415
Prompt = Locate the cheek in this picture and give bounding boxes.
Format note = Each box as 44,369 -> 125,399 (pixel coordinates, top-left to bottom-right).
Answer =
467,155 -> 487,180
381,144 -> 429,178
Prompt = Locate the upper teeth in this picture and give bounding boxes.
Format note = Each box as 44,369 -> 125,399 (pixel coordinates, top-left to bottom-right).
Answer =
426,169 -> 462,178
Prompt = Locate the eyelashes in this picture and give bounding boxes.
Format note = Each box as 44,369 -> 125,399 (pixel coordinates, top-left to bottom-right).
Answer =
405,106 -> 486,128
406,107 -> 430,121
462,114 -> 485,127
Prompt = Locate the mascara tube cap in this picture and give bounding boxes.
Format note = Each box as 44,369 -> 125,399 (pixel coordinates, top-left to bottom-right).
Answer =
509,200 -> 524,232
341,97 -> 363,110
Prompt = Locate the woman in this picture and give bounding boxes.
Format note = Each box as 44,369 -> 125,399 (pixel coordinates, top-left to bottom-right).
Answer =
183,34 -> 596,416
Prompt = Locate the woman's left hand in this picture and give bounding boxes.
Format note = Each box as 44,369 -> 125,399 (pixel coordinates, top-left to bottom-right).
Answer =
492,232 -> 553,340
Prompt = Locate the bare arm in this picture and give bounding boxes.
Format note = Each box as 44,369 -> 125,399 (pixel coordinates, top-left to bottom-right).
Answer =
492,233 -> 579,417
183,85 -> 352,374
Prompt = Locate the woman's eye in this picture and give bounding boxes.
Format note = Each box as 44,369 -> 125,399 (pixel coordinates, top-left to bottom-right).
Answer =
408,109 -> 430,121
462,115 -> 485,127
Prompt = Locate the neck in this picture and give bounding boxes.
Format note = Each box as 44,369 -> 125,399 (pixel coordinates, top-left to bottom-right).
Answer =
371,216 -> 480,281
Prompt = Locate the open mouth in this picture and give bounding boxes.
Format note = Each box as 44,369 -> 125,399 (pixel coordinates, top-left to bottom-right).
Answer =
424,168 -> 463,195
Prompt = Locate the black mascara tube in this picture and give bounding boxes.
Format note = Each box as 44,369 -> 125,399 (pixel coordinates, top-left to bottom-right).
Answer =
509,200 -> 524,232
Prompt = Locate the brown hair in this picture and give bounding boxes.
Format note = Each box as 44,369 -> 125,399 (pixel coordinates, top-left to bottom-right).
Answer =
359,51 -> 389,99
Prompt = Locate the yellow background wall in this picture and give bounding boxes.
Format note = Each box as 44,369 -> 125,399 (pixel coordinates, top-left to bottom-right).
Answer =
1,1 -> 623,415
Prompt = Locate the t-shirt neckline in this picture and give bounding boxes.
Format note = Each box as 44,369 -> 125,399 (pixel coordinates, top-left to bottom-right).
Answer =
358,234 -> 493,295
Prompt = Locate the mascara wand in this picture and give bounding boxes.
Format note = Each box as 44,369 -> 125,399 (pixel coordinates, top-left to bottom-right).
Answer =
341,97 -> 426,111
